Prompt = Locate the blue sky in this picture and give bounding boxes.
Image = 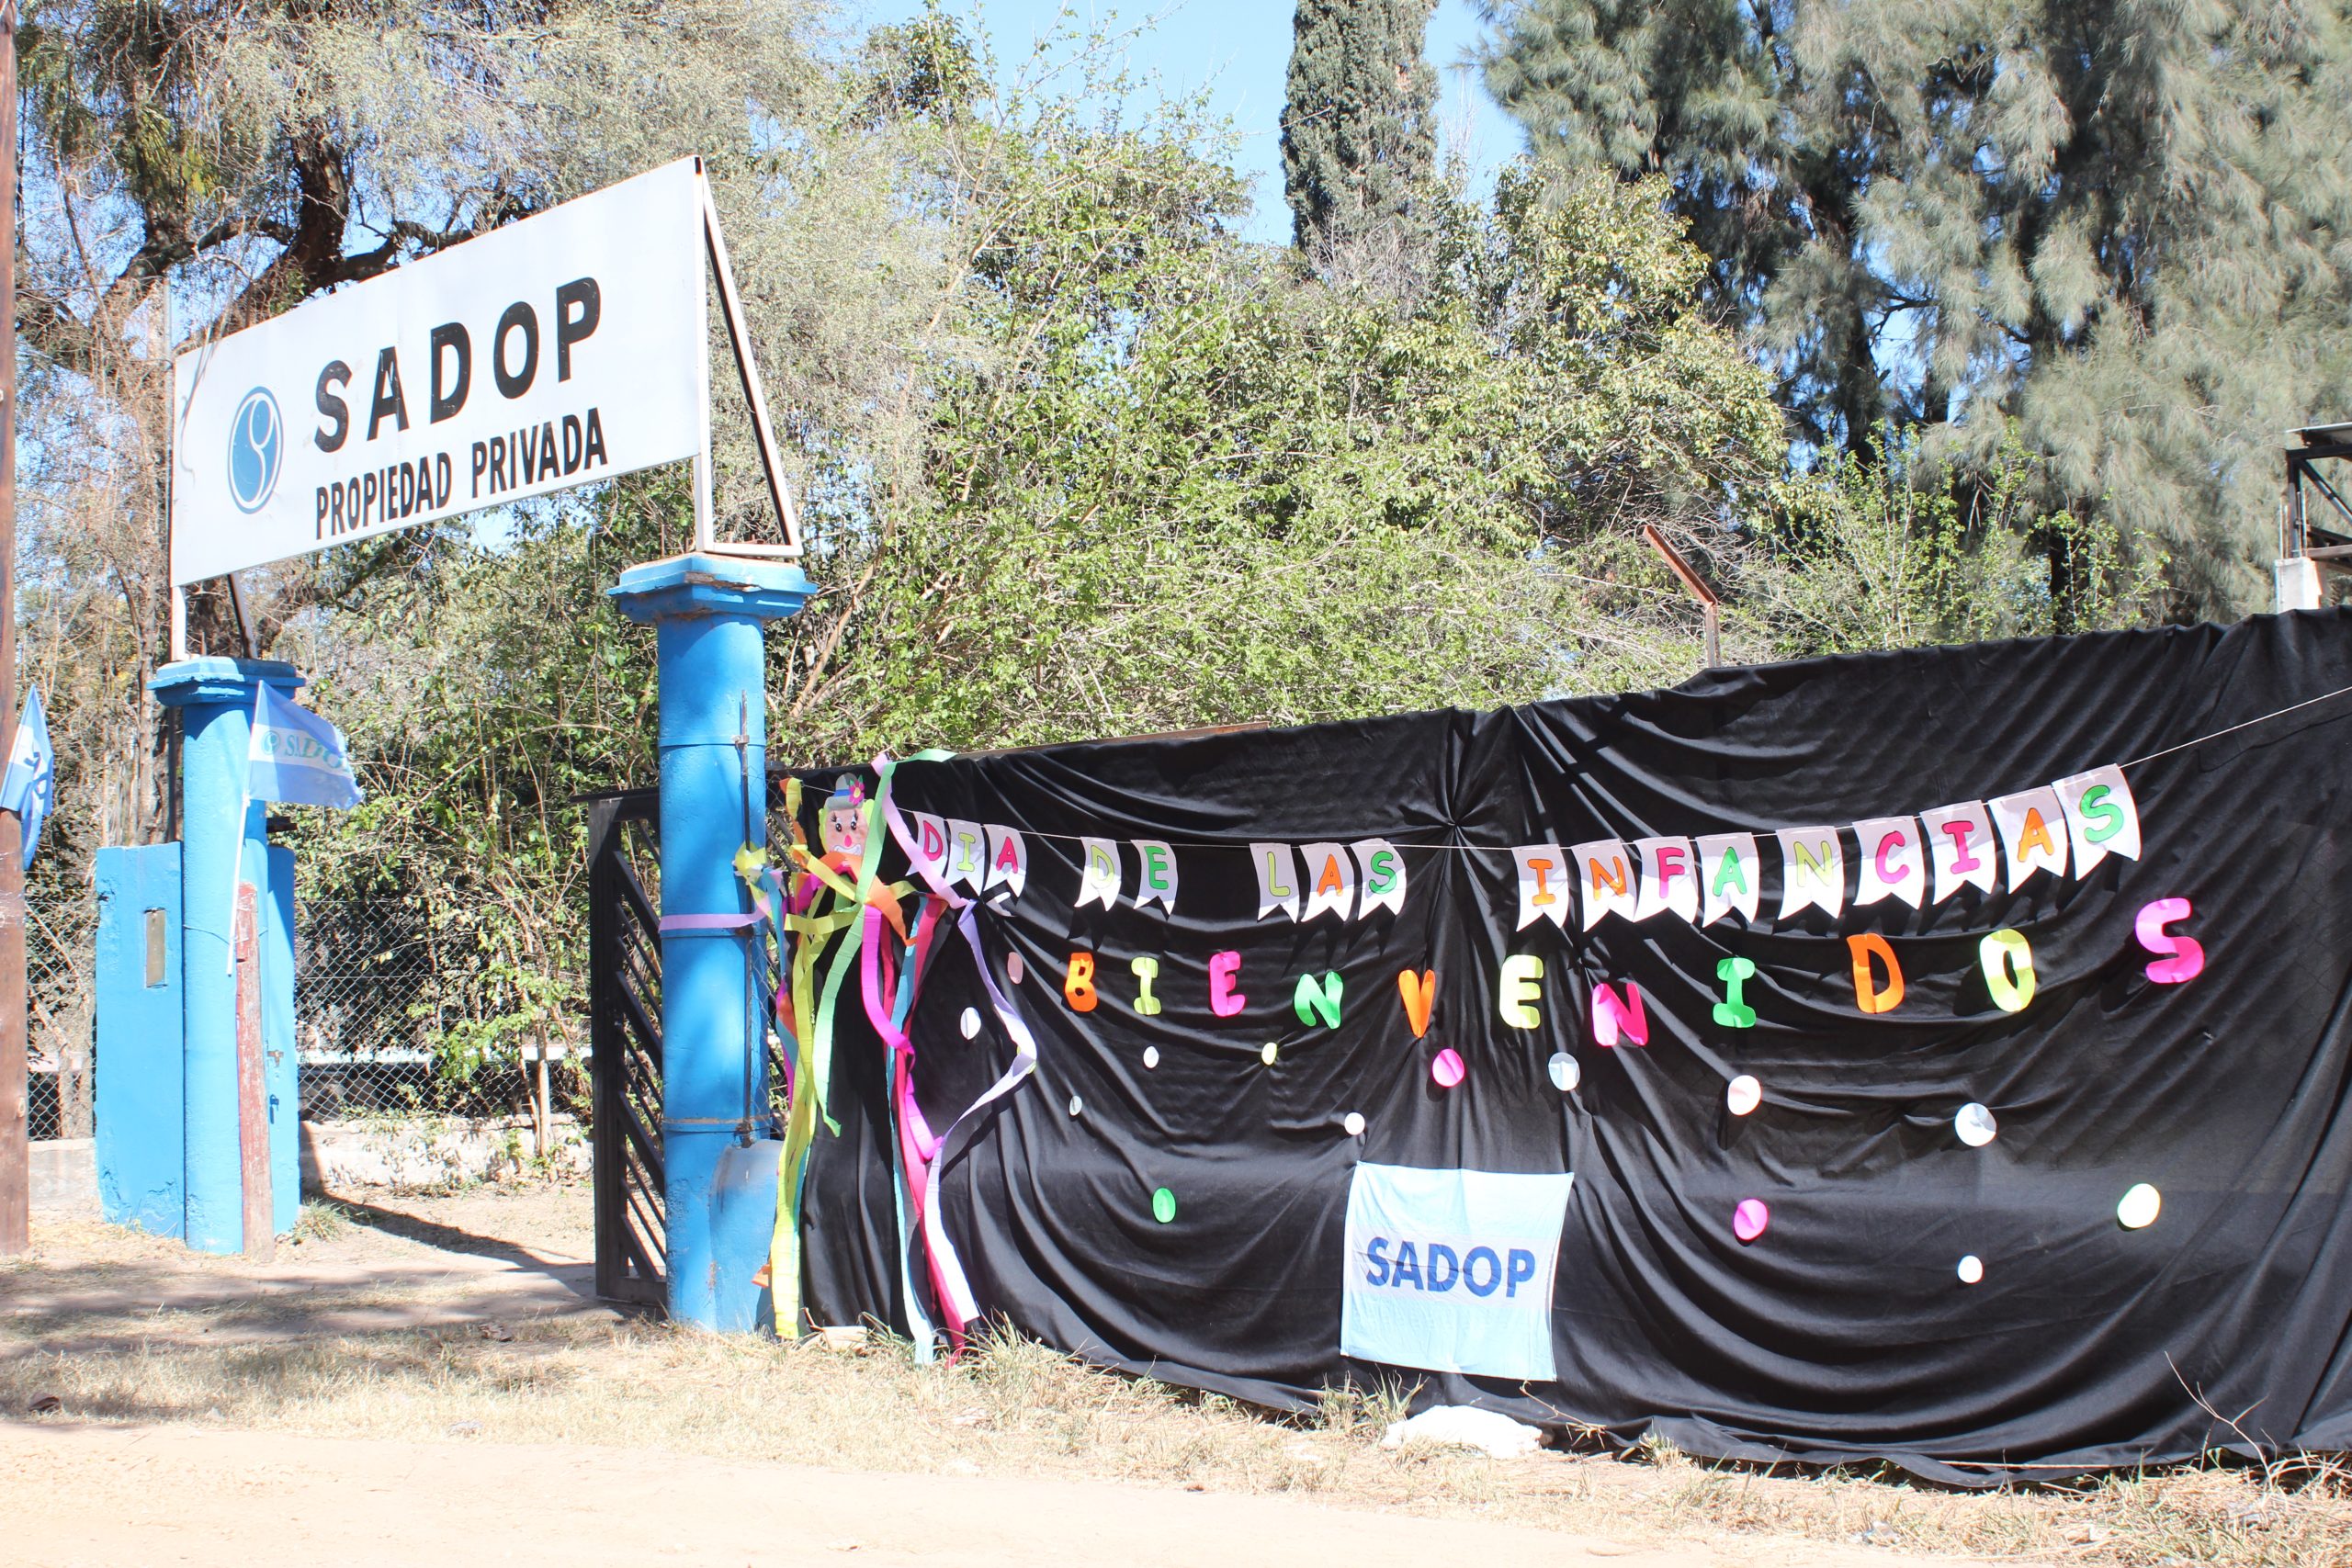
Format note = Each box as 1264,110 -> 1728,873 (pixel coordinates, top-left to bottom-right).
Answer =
855,0 -> 1528,244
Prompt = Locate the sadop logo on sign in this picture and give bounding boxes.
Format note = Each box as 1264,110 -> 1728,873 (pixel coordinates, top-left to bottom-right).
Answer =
1340,1164 -> 1572,1382
226,387 -> 283,513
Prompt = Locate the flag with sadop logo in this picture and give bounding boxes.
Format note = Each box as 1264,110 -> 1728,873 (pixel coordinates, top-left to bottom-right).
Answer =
0,685 -> 54,870
246,682 -> 363,809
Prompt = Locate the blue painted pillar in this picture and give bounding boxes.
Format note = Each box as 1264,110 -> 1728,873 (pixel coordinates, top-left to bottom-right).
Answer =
610,554 -> 811,1330
151,658 -> 302,1254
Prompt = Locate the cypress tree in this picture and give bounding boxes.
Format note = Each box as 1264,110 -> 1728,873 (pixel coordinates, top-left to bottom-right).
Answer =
1481,0 -> 2352,613
1283,0 -> 1442,273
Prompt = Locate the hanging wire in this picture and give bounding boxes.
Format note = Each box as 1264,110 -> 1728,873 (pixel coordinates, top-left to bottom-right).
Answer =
873,679 -> 2352,856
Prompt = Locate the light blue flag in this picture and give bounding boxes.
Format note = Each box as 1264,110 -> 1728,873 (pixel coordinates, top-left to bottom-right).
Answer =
0,685 -> 54,871
246,683 -> 363,809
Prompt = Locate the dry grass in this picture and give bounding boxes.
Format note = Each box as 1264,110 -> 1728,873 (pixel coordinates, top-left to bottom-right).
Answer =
8,1189 -> 2350,1566
5,1313 -> 2349,1566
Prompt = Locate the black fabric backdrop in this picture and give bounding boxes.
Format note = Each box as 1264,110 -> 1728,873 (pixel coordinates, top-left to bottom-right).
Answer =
793,611 -> 2352,1483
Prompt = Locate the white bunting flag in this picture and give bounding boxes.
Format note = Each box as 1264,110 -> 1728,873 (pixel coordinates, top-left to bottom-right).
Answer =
1076,837 -> 1122,911
1299,840 -> 1356,921
1922,801 -> 1998,903
1512,843 -> 1572,929
1251,840 -> 1302,921
1132,839 -> 1180,911
2054,766 -> 2143,873
983,824 -> 1028,899
1351,838 -> 1407,918
1694,832 -> 1761,926
1567,839 -> 1639,931
1631,836 -> 1700,923
945,818 -> 989,892
1853,816 -> 1926,908
1990,787 -> 2069,891
1775,826 -> 1846,920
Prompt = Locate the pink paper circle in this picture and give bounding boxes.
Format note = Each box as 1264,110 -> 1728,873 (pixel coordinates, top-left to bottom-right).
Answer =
1430,1048 -> 1465,1089
1732,1199 -> 1770,1244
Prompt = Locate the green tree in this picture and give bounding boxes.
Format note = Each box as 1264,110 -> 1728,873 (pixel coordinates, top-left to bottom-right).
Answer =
1282,0 -> 1441,278
1479,0 -> 2352,613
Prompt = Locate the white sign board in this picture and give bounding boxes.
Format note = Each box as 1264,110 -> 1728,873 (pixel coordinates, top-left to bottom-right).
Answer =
171,158 -> 708,585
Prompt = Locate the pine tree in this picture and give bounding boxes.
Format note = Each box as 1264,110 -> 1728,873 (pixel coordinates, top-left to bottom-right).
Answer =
1283,0 -> 1442,276
1480,1 -> 2352,614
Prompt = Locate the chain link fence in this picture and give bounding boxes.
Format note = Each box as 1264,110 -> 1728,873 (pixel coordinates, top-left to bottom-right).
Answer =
26,886 -> 96,1142
19,886 -> 586,1145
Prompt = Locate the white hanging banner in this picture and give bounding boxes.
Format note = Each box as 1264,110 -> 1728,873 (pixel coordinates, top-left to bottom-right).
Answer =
170,157 -> 709,584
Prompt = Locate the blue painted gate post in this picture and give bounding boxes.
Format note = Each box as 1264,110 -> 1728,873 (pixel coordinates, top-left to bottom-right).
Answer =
611,554 -> 811,1330
151,658 -> 301,1254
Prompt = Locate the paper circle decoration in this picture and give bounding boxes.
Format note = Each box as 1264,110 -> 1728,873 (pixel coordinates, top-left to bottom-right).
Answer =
1261,1042 -> 1279,1066
1151,1187 -> 1177,1224
1954,1102 -> 1998,1147
2117,1183 -> 2162,1229
1548,1053 -> 1580,1092
1143,1046 -> 1160,1070
1732,1199 -> 1770,1244
1726,1075 -> 1762,1117
1431,1048 -> 1465,1089
1006,952 -> 1025,985
1343,1111 -> 1366,1137
1957,1255 -> 1984,1285
1067,1094 -> 1082,1117
958,1007 -> 981,1040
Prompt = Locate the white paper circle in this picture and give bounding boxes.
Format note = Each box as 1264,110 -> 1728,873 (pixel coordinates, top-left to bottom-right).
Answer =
1957,1254 -> 1984,1285
1726,1075 -> 1762,1117
1143,1046 -> 1160,1070
1548,1053 -> 1580,1092
1006,952 -> 1024,985
1067,1094 -> 1082,1117
1954,1102 -> 1998,1147
1261,1042 -> 1278,1066
958,1007 -> 981,1040
1342,1111 -> 1365,1137
2118,1183 -> 2162,1229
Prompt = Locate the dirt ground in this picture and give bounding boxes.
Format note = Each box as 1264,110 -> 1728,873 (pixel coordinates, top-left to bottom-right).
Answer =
4,1181 -> 2346,1567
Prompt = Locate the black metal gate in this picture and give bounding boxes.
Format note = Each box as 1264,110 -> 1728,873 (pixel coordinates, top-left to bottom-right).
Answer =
585,789 -> 664,1308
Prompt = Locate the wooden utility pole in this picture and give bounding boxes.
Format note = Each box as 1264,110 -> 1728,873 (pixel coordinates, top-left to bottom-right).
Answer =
0,2 -> 28,1257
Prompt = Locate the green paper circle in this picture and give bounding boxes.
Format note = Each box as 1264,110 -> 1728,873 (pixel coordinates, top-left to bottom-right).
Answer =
1151,1187 -> 1177,1224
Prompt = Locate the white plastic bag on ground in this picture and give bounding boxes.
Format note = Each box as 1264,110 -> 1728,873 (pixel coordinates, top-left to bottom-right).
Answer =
1378,1404 -> 1544,1459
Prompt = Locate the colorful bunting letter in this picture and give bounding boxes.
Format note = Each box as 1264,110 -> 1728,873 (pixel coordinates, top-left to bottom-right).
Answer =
1695,832 -> 1760,926
1251,841 -> 1301,921
1076,837 -> 1123,911
1513,843 -> 1572,930
1208,951 -> 1246,1017
1632,836 -> 1700,923
2135,898 -> 2205,984
946,818 -> 988,892
984,824 -> 1028,898
1590,981 -> 1650,1047
1396,969 -> 1436,1038
1498,954 -> 1544,1029
2056,766 -> 2143,873
1990,788 -> 2069,890
1922,802 -> 1997,903
1569,839 -> 1638,930
1352,838 -> 1406,918
1300,840 -> 1356,922
1774,827 -> 1845,921
1133,839 -> 1179,912
1853,816 -> 1925,909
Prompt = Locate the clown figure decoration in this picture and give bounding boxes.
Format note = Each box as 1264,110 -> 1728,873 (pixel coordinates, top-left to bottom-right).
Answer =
819,778 -> 869,874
